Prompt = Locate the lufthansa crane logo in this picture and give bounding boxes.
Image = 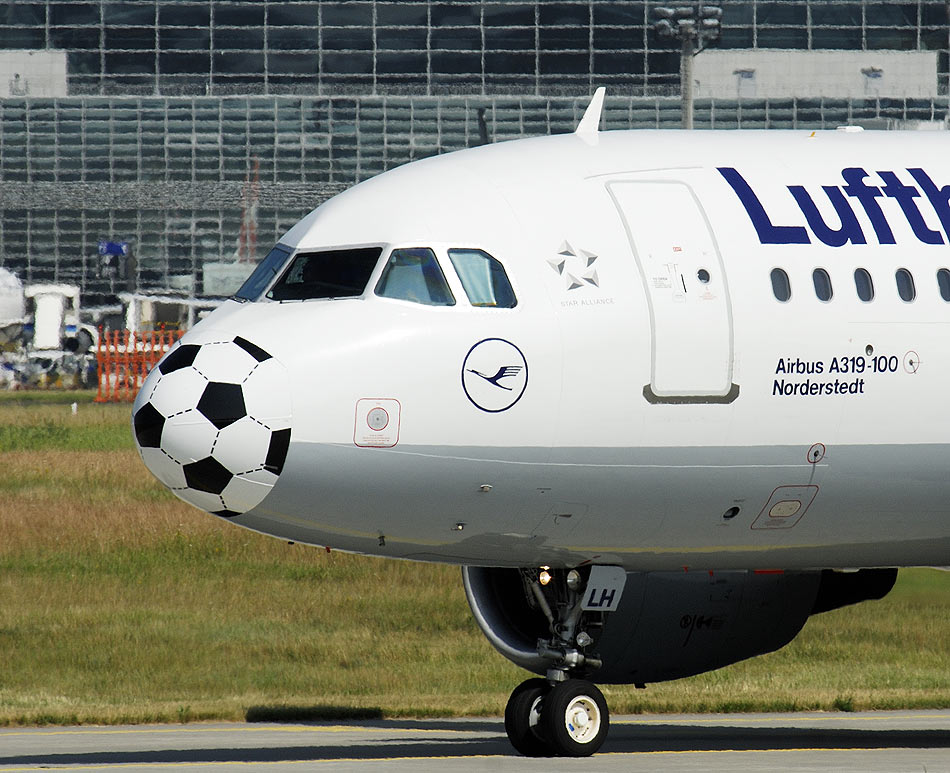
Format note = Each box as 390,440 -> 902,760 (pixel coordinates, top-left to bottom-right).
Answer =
466,365 -> 524,391
462,339 -> 528,413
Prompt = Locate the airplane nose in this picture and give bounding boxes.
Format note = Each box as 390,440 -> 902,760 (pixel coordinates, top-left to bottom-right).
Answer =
132,335 -> 292,517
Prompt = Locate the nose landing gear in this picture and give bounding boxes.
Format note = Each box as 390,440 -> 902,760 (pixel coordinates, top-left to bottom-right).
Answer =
505,677 -> 609,757
503,566 -> 613,756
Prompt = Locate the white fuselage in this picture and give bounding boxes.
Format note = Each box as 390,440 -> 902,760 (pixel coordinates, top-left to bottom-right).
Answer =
140,129 -> 950,571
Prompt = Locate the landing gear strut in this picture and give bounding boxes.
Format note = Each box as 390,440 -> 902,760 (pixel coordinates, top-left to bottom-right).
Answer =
503,567 -> 612,756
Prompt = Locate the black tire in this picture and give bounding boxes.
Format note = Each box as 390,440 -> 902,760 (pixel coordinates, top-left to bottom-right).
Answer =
541,679 -> 609,757
504,678 -> 552,757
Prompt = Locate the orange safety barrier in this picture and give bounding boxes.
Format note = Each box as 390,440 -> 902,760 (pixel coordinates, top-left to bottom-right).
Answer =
95,328 -> 184,403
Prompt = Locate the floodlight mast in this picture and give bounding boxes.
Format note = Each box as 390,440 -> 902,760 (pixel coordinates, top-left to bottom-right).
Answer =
653,3 -> 722,129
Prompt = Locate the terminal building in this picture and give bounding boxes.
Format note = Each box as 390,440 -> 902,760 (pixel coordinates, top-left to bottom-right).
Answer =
1,0 -> 949,307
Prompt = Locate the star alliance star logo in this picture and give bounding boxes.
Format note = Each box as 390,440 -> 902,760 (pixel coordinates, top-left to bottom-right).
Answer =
548,241 -> 600,291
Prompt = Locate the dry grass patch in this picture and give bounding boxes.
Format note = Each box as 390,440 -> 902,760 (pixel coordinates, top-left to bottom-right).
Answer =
0,399 -> 948,725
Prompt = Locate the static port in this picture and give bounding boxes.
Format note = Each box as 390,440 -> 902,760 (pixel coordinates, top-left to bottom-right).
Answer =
722,506 -> 740,520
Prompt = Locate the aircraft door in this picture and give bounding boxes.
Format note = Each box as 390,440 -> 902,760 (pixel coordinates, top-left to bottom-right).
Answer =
608,180 -> 737,403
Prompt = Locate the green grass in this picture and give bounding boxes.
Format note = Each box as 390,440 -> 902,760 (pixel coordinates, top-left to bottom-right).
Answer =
0,401 -> 947,726
0,389 -> 100,405
0,399 -> 133,452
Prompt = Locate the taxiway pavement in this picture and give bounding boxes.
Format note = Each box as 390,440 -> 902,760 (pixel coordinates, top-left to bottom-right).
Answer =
1,710 -> 948,772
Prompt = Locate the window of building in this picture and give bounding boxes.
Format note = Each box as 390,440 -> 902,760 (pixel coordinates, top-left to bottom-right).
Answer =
813,268 -> 833,301
896,268 -> 916,302
376,248 -> 455,306
448,248 -> 517,308
938,269 -> 950,302
770,267 -> 791,302
854,268 -> 874,302
267,246 -> 382,301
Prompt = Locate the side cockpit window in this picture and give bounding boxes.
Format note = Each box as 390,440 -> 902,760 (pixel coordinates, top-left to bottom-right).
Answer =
375,248 -> 455,306
448,248 -> 517,308
267,247 -> 382,301
233,244 -> 292,301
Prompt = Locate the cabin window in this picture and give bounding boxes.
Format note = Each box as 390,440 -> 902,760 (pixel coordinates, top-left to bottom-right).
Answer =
853,268 -> 874,302
267,247 -> 382,301
448,248 -> 517,308
234,243 -> 292,301
770,268 -> 791,302
938,269 -> 950,302
812,268 -> 833,302
895,268 -> 916,302
375,247 -> 455,306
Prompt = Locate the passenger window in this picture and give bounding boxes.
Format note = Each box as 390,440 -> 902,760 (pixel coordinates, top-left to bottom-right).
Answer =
896,268 -> 916,302
938,269 -> 950,301
234,244 -> 292,301
448,248 -> 517,308
376,248 -> 455,306
854,268 -> 874,302
812,268 -> 832,302
267,247 -> 382,301
770,268 -> 790,302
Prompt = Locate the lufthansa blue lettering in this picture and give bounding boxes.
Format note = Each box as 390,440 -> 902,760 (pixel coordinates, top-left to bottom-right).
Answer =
717,167 -> 950,246
908,168 -> 950,243
841,167 -> 895,244
716,167 -> 810,244
788,185 -> 865,247
878,171 -> 944,245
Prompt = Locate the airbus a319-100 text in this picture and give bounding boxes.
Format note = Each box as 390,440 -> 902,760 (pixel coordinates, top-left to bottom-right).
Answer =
132,90 -> 950,757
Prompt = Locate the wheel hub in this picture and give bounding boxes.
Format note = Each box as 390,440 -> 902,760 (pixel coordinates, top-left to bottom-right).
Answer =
564,696 -> 600,743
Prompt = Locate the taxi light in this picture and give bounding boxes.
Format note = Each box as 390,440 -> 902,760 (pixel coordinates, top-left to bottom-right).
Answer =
566,569 -> 582,590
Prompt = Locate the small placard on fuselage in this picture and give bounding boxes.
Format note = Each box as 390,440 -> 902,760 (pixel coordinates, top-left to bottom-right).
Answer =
581,565 -> 627,612
354,399 -> 401,448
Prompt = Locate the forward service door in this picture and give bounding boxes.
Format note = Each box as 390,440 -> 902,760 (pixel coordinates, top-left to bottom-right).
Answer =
608,180 -> 737,403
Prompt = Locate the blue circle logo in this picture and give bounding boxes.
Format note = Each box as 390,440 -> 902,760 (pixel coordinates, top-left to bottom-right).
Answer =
461,338 -> 528,413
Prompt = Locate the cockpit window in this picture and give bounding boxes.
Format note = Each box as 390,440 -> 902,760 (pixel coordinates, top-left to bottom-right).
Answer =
448,249 -> 517,308
375,248 -> 455,306
266,247 -> 382,301
233,244 -> 292,301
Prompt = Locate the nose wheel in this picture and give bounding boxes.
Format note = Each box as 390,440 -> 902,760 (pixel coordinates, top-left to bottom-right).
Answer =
504,678 -> 609,757
503,678 -> 550,756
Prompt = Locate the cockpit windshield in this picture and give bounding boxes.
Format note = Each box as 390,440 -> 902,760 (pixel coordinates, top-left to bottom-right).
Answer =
375,248 -> 455,306
448,248 -> 517,308
233,244 -> 292,301
266,247 -> 383,301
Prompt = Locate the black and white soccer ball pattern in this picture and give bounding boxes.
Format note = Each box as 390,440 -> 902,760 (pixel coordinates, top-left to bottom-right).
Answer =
132,335 -> 291,517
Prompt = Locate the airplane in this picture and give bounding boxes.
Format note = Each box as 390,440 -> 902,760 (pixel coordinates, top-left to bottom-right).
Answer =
131,88 -> 950,757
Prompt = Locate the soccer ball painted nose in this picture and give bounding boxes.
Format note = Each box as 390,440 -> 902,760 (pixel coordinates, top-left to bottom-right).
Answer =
132,335 -> 292,517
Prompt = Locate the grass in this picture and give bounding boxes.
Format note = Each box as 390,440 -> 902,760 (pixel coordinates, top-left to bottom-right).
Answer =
0,395 -> 133,452
0,395 -> 948,726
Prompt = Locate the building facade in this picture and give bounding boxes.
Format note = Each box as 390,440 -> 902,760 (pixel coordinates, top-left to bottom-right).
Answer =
3,1 -> 949,97
1,1 -> 949,303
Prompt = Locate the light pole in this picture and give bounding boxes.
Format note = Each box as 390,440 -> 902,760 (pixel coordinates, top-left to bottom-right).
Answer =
653,4 -> 722,129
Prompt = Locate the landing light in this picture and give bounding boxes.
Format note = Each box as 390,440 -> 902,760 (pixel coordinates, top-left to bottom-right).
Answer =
539,567 -> 552,586
566,569 -> 582,590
